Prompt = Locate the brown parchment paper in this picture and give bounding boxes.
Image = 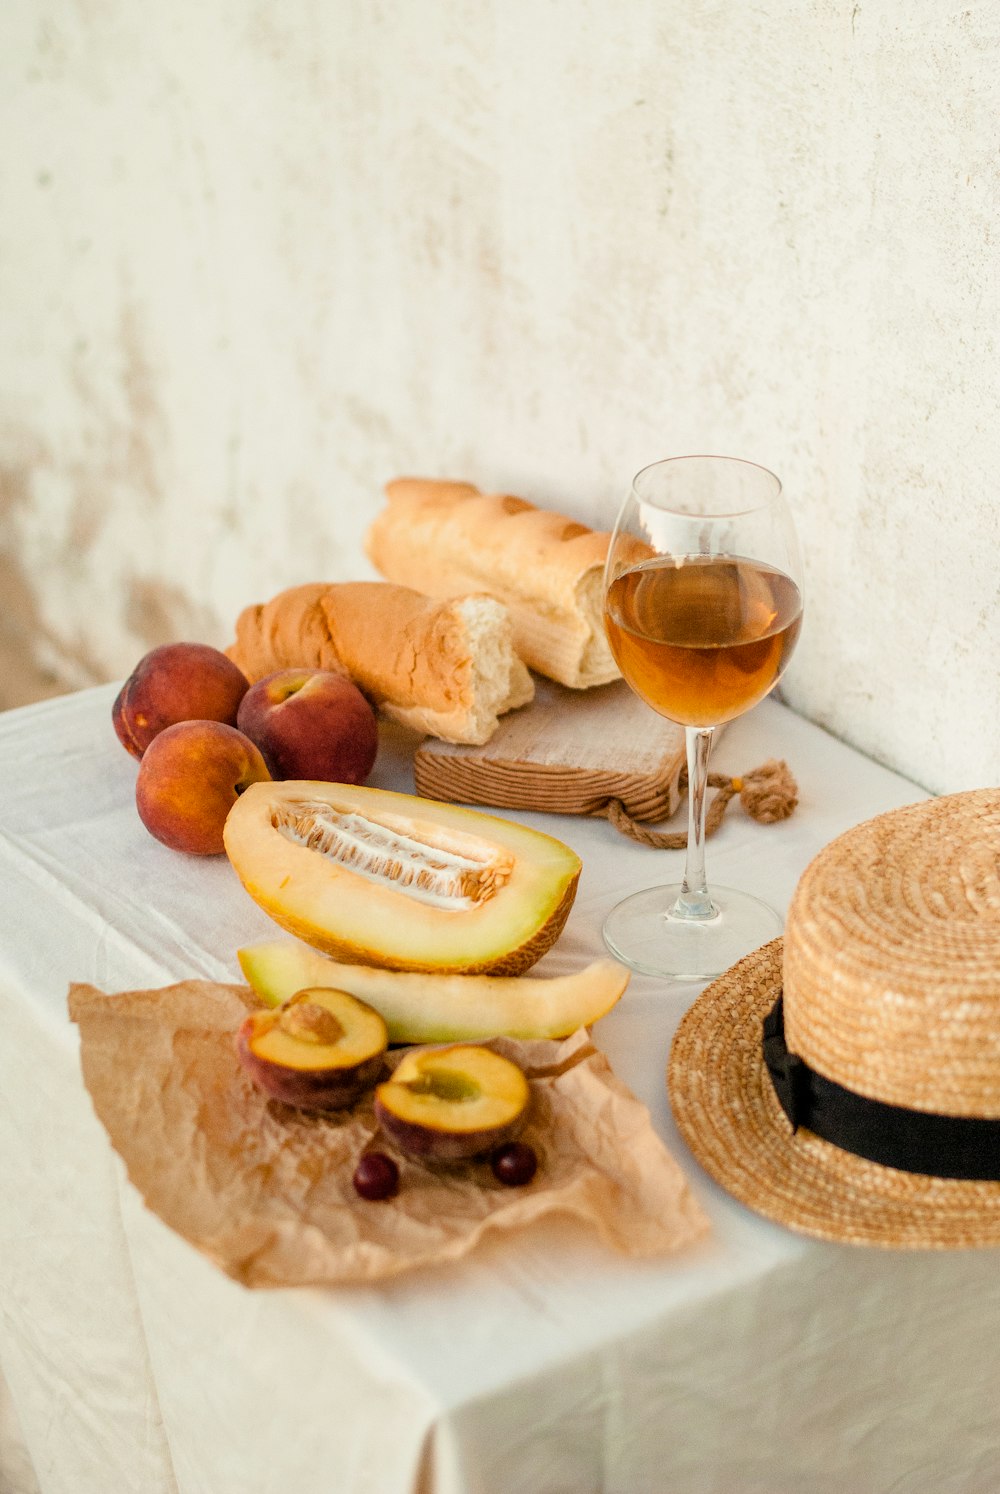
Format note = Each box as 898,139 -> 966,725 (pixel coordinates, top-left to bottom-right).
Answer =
68,980 -> 708,1287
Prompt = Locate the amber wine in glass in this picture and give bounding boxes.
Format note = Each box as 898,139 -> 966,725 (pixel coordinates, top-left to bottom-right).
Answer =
602,457 -> 804,980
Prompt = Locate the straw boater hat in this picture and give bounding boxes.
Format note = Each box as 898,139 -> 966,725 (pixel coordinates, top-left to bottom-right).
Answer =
668,787 -> 1000,1248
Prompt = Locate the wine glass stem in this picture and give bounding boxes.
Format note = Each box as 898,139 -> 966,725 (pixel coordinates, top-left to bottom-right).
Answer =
674,725 -> 717,921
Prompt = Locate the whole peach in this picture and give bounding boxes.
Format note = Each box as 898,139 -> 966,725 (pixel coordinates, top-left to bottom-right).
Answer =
135,720 -> 270,855
113,642 -> 250,759
236,669 -> 378,784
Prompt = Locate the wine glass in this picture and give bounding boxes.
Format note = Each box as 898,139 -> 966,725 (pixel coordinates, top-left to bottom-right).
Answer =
602,455 -> 804,980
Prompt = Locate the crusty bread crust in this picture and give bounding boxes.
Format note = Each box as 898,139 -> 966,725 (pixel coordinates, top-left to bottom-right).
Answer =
228,581 -> 533,746
365,479 -> 621,689
229,584 -> 350,681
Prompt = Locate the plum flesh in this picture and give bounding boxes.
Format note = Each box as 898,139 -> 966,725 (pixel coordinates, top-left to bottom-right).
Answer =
374,1045 -> 530,1161
237,986 -> 388,1110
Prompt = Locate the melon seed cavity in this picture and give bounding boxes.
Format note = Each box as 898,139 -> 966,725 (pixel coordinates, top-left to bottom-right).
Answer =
272,800 -> 514,908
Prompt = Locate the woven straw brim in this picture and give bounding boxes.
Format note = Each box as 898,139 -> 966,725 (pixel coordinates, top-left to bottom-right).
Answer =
668,939 -> 1000,1249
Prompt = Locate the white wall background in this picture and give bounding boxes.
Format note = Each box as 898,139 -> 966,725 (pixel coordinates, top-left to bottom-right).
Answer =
1,0 -> 997,793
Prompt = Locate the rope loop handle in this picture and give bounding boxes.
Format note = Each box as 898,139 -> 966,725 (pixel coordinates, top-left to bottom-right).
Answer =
606,758 -> 798,848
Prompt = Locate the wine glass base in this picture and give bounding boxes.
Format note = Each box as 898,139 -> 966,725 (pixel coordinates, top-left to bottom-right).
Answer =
602,883 -> 784,982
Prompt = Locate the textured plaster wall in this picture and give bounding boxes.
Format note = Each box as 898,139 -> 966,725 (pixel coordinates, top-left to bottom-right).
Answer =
0,0 -> 997,792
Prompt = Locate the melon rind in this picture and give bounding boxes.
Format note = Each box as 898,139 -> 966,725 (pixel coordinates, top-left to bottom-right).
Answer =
224,781 -> 583,976
237,939 -> 629,1043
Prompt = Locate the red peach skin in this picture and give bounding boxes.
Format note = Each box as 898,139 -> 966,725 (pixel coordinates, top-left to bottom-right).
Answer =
135,720 -> 270,855
113,642 -> 250,759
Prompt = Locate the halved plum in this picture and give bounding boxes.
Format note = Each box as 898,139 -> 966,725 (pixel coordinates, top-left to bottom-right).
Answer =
237,986 -> 388,1110
374,1044 -> 530,1161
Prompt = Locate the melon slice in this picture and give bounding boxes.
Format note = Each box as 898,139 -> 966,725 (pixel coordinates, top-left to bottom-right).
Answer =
237,939 -> 629,1042
224,782 -> 582,975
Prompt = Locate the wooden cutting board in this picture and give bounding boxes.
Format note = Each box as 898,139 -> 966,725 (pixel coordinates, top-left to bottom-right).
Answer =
414,678 -> 697,823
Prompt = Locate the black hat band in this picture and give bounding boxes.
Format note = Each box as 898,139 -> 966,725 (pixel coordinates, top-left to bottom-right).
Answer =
762,994 -> 1000,1182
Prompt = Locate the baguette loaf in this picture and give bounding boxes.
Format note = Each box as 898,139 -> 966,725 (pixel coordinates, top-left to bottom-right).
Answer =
227,580 -> 534,745
365,479 -> 621,689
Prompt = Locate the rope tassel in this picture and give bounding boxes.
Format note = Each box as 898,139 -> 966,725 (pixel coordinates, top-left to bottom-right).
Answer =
605,758 -> 798,848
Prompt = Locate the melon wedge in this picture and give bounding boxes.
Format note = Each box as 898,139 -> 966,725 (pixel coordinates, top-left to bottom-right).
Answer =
224,781 -> 582,975
237,939 -> 629,1042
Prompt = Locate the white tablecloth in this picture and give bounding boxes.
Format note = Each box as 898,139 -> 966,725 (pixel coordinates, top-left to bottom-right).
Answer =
1,685 -> 998,1494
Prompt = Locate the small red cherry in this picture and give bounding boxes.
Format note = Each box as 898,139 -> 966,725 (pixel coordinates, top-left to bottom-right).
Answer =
491,1142 -> 538,1187
353,1151 -> 399,1201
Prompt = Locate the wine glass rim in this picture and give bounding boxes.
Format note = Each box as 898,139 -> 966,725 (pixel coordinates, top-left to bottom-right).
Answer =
631,454 -> 783,516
